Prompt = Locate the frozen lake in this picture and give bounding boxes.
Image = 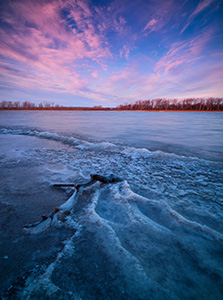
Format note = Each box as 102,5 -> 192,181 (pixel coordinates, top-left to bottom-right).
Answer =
0,111 -> 223,299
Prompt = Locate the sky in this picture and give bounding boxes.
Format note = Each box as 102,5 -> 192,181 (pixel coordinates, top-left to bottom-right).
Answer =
0,0 -> 223,107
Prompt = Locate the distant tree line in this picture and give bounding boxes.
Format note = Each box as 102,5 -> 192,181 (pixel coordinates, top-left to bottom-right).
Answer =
0,101 -> 110,111
0,98 -> 222,111
116,98 -> 223,111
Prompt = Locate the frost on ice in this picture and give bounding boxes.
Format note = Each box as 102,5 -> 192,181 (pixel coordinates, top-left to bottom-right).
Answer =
0,128 -> 223,300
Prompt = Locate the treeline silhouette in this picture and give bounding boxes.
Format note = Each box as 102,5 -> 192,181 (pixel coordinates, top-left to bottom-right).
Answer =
0,98 -> 223,111
0,101 -> 108,111
117,98 -> 223,111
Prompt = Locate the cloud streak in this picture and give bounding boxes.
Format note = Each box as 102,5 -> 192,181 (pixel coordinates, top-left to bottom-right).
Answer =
144,19 -> 159,33
155,30 -> 212,75
181,0 -> 216,33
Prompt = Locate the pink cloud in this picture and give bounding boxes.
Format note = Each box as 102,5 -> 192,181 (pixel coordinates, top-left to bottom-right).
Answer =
0,0 -> 111,96
142,0 -> 179,35
92,65 -> 162,103
144,19 -> 159,32
91,70 -> 100,78
155,31 -> 211,75
181,0 -> 215,33
94,39 -> 222,104
190,0 -> 215,18
120,45 -> 130,59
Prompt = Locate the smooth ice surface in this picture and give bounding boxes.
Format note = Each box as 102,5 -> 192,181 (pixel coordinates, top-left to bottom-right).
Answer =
0,111 -> 223,299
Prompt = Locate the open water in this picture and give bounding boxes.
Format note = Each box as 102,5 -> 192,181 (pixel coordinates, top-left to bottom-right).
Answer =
0,111 -> 222,299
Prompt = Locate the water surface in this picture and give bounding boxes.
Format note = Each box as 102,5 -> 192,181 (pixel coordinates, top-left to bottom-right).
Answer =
0,110 -> 222,161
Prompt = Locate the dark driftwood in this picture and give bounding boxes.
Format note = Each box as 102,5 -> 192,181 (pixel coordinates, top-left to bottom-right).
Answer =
24,174 -> 123,232
53,183 -> 76,188
53,174 -> 123,190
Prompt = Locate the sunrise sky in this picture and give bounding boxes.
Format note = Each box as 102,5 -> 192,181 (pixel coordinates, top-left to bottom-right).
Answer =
0,0 -> 223,107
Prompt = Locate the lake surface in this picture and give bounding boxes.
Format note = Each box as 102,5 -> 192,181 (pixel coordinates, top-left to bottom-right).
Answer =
0,111 -> 223,300
0,110 -> 223,161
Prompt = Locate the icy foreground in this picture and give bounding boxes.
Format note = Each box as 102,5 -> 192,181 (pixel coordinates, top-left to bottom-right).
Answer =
22,183 -> 223,300
0,129 -> 223,300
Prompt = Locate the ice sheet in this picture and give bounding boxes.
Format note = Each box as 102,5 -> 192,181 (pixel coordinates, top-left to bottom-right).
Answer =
0,128 -> 222,300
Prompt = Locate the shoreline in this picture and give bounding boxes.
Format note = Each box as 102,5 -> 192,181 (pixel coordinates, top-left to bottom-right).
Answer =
0,109 -> 222,112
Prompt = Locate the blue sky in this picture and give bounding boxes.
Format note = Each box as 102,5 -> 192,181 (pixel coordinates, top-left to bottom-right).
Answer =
0,0 -> 223,106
